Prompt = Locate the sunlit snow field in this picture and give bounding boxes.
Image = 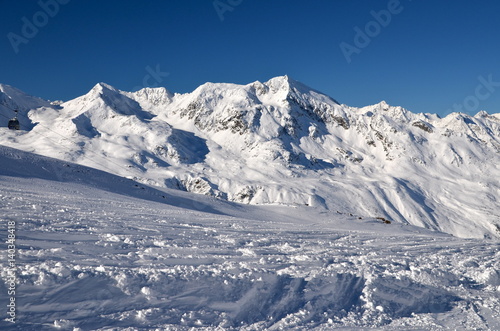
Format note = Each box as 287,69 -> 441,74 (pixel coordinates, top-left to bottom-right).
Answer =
0,146 -> 499,330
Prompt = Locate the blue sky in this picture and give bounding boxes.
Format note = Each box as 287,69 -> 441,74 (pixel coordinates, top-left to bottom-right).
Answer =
1,0 -> 499,116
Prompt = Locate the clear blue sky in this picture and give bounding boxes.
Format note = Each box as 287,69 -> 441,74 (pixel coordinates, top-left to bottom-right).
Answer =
1,0 -> 499,116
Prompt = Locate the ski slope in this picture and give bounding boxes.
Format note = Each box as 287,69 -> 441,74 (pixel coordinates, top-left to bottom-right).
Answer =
1,146 -> 499,330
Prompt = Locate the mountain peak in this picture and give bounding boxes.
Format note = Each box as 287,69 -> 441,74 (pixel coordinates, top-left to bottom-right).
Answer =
91,82 -> 118,93
475,110 -> 490,118
131,86 -> 173,107
80,82 -> 129,103
376,100 -> 390,110
0,83 -> 35,98
0,83 -> 51,113
0,83 -> 14,93
264,75 -> 295,91
59,82 -> 155,121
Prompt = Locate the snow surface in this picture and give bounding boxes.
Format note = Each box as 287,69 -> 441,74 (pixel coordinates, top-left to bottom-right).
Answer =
0,145 -> 499,330
0,78 -> 498,239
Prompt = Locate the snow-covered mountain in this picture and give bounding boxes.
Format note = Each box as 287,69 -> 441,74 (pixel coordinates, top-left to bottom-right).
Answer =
0,77 -> 499,239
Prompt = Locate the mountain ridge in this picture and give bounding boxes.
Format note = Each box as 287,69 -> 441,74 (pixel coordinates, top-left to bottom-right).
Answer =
0,77 -> 499,239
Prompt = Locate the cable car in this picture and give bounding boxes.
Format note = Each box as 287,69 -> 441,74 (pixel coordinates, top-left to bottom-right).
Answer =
8,118 -> 20,130
8,110 -> 20,130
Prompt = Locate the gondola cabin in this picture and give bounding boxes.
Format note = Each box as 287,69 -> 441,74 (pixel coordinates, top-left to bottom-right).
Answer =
7,109 -> 20,130
8,117 -> 20,130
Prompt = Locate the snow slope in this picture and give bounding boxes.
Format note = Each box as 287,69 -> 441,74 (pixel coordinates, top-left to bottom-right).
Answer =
0,84 -> 51,130
0,78 -> 499,239
0,145 -> 499,330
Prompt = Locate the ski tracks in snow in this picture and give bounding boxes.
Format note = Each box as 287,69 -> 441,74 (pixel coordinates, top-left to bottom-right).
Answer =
0,174 -> 499,330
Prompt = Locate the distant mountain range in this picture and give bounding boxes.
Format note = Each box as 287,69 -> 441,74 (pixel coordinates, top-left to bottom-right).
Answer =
0,76 -> 499,239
